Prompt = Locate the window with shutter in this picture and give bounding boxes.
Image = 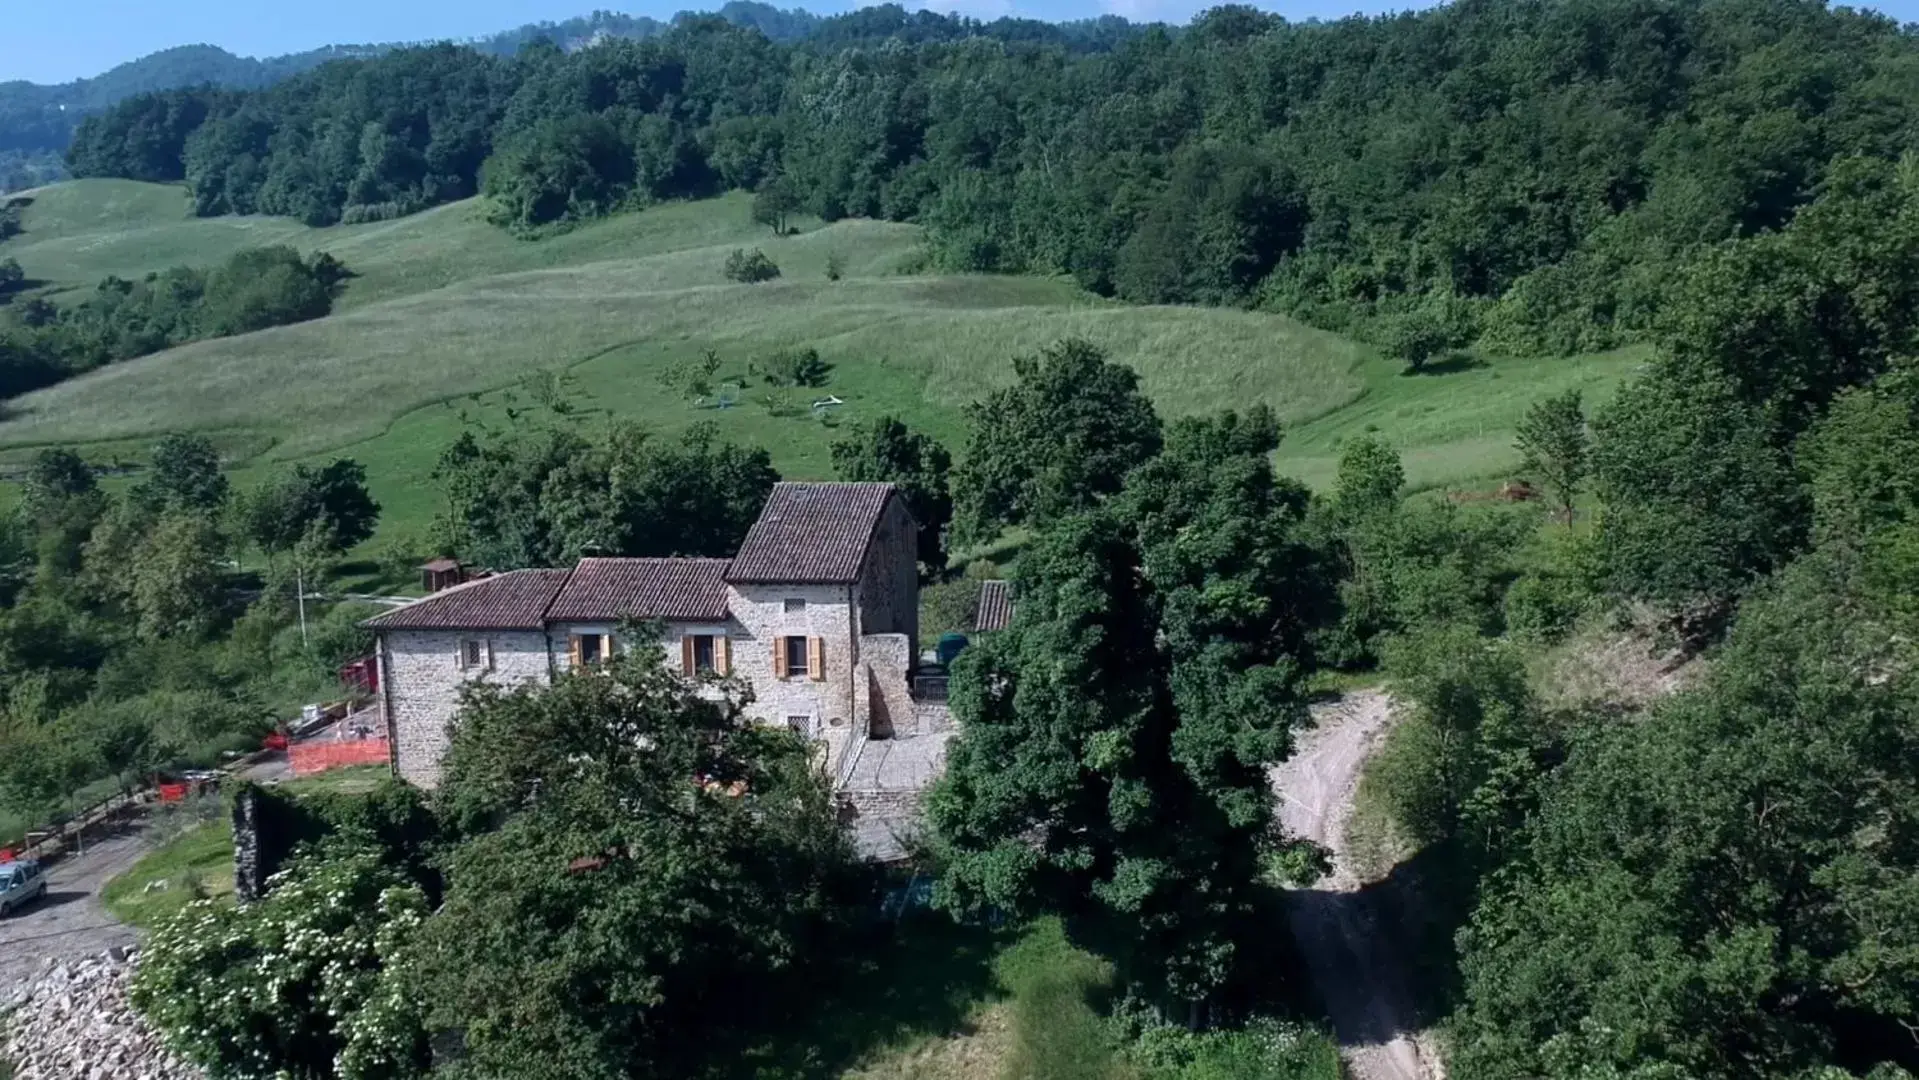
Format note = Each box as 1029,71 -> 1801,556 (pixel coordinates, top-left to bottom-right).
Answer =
783,635 -> 810,678
773,636 -> 788,678
715,635 -> 731,675
807,637 -> 824,682
681,636 -> 696,675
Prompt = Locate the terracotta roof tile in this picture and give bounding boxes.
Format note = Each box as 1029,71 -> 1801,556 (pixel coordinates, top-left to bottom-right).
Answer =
547,558 -> 732,623
726,482 -> 899,584
362,569 -> 571,631
975,580 -> 1013,632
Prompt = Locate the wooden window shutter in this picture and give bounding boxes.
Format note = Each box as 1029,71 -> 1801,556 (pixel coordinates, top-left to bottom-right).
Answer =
681,636 -> 695,675
716,636 -> 731,676
485,638 -> 495,671
569,635 -> 582,669
603,634 -> 616,659
773,636 -> 788,678
808,637 -> 824,682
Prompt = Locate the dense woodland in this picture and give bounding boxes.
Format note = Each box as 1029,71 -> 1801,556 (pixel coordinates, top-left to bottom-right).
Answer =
0,245 -> 348,397
4,1 -> 1919,1078
58,0 -> 1919,353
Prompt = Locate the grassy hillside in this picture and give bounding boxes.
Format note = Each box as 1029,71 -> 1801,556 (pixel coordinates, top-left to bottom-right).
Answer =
0,179 -> 1643,550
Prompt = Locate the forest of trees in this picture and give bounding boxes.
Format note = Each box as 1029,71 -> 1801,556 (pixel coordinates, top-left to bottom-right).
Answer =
0,432 -> 383,840
60,0 -> 1919,350
0,245 -> 347,397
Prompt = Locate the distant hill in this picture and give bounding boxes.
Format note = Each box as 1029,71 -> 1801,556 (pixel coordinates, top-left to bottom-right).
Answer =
0,43 -> 383,190
0,2 -> 828,192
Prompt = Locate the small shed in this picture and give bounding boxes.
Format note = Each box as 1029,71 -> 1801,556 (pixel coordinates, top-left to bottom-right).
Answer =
420,558 -> 464,594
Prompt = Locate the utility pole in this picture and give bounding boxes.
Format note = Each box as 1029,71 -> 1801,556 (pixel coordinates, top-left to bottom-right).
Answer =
297,563 -> 309,650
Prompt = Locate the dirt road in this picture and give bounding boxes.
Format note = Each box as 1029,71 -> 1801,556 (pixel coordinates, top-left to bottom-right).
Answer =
0,825 -> 145,1004
1274,690 -> 1434,1080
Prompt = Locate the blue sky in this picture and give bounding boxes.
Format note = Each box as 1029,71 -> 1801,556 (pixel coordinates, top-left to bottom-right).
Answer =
4,0 -> 1915,85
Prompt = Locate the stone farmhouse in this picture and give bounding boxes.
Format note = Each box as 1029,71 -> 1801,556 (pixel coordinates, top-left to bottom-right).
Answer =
363,482 -> 953,807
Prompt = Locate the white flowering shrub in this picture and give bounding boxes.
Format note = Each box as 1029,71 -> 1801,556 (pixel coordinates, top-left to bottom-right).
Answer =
130,841 -> 430,1080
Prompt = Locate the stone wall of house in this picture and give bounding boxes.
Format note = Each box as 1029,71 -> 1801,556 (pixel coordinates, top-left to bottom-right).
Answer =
383,628 -> 552,788
725,582 -> 859,774
860,633 -> 916,738
548,620 -> 709,673
855,497 -> 921,656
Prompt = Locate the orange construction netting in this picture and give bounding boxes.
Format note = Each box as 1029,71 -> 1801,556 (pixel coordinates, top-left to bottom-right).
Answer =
289,739 -> 391,776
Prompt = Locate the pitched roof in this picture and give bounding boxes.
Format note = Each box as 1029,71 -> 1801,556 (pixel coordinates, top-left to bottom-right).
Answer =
362,569 -> 572,631
726,482 -> 900,584
975,580 -> 1013,632
547,558 -> 732,623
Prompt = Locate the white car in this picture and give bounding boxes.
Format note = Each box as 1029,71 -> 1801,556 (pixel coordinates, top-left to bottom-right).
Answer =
0,860 -> 47,916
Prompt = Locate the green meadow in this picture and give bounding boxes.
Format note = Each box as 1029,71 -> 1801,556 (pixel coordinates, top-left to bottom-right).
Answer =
0,179 -> 1644,550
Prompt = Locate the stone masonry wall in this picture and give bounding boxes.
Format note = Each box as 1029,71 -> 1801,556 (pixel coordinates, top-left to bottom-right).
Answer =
854,497 -> 920,656
384,628 -> 552,788
860,633 -> 916,738
725,582 -> 859,775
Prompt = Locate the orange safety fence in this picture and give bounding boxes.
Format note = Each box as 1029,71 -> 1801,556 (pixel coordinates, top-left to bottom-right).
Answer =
289,738 -> 390,777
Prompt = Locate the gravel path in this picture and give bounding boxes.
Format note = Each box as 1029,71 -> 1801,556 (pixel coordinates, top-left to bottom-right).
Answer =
1274,690 -> 1435,1080
0,826 -> 145,1006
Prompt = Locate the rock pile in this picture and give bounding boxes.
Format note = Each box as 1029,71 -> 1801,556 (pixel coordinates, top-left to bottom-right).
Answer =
0,950 -> 200,1080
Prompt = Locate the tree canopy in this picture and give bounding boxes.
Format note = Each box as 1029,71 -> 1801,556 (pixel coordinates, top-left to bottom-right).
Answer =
431,420 -> 777,568
420,640 -> 854,1076
951,337 -> 1161,546
830,415 -> 953,570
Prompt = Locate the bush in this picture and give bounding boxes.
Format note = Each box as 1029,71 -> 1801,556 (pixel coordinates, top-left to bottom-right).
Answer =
132,841 -> 431,1079
1130,1019 -> 1343,1080
723,247 -> 781,283
921,577 -> 983,638
752,346 -> 831,388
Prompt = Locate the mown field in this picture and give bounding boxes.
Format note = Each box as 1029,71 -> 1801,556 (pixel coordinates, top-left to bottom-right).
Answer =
0,179 -> 1645,551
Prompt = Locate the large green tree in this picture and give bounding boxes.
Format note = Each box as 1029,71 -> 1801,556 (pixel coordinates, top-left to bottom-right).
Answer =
1590,360 -> 1805,614
418,639 -> 853,1078
932,409 -> 1324,1009
134,433 -> 230,515
1514,389 -> 1589,523
951,338 -> 1162,545
242,458 -> 382,556
830,415 -> 953,570
432,421 -> 776,568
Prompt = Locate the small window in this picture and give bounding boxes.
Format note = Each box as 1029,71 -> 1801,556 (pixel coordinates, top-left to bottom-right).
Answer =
786,715 -> 813,736
784,598 -> 806,614
783,635 -> 810,677
574,634 -> 610,667
692,635 -> 716,673
460,639 -> 487,670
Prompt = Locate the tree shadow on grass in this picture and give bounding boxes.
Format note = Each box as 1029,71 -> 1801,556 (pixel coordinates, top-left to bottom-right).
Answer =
729,910 -> 1010,1080
1403,350 -> 1487,377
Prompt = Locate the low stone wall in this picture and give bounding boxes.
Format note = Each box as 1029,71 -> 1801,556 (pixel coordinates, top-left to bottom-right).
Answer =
839,788 -> 927,862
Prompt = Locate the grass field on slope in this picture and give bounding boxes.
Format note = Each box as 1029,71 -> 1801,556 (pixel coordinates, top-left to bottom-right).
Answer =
0,179 -> 1644,552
